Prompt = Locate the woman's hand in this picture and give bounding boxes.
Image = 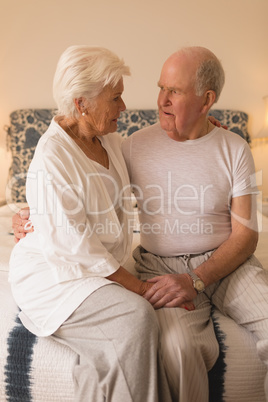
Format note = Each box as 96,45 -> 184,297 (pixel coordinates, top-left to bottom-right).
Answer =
208,115 -> 228,129
12,207 -> 32,243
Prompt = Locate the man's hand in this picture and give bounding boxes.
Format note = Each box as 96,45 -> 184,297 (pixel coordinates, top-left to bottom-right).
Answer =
12,207 -> 32,243
143,273 -> 196,310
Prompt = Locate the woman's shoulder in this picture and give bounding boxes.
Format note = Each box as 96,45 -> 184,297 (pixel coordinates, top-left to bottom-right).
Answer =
37,119 -> 73,152
105,131 -> 124,144
101,131 -> 125,152
31,120 -> 78,173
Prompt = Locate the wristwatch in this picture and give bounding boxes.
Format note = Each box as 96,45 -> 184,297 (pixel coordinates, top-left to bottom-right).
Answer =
188,271 -> 205,294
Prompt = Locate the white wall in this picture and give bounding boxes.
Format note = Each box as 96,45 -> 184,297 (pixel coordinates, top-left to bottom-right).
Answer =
1,0 -> 268,199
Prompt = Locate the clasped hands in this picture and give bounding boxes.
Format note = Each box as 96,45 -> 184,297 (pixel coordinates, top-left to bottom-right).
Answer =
142,273 -> 196,311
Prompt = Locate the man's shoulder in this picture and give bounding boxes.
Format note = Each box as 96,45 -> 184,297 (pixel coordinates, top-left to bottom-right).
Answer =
217,127 -> 248,144
208,127 -> 249,152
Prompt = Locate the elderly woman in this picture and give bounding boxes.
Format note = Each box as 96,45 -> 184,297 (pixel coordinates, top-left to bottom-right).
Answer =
9,46 -> 172,402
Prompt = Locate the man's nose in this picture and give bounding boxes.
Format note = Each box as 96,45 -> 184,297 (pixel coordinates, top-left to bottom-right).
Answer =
159,90 -> 171,105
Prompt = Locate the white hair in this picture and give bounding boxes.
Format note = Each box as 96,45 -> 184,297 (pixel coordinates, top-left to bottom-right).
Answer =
53,45 -> 130,118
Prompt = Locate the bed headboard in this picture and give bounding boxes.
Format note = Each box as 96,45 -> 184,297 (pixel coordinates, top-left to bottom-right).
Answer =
5,108 -> 250,203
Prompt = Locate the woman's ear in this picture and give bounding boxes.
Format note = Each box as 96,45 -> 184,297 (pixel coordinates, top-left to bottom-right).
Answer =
74,97 -> 85,114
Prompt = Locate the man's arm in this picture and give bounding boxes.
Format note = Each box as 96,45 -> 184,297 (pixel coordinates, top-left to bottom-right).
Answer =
144,194 -> 258,309
194,193 -> 258,285
12,207 -> 32,243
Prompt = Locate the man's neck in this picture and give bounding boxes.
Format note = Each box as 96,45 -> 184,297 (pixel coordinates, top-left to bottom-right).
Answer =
165,119 -> 212,142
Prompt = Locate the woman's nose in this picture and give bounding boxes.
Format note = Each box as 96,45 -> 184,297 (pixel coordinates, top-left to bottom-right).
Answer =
120,98 -> 126,111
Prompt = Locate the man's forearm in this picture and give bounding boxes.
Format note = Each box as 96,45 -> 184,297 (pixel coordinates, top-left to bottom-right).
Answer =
194,229 -> 258,287
195,194 -> 259,287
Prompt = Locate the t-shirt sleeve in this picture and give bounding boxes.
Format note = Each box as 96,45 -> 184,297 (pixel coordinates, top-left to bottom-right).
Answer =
232,142 -> 259,198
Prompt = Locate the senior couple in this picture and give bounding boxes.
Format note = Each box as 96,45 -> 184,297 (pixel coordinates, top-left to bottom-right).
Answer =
10,45 -> 268,402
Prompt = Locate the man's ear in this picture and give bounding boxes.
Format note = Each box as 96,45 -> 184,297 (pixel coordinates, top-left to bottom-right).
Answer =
202,90 -> 216,113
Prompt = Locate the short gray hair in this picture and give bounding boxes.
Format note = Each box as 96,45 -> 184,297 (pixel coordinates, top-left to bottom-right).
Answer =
179,47 -> 225,103
53,45 -> 130,118
195,57 -> 225,103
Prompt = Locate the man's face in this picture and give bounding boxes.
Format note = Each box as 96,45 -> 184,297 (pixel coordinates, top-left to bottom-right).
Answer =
157,53 -> 205,141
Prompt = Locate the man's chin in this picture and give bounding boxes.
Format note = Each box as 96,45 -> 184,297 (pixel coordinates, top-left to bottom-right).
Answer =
159,118 -> 175,133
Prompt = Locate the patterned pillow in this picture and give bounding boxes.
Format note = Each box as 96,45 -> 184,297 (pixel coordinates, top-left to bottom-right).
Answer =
6,108 -> 250,203
6,109 -> 57,203
209,109 -> 250,143
117,109 -> 159,137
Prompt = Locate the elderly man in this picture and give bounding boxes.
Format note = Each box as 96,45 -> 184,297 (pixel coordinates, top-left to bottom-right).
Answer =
122,46 -> 268,402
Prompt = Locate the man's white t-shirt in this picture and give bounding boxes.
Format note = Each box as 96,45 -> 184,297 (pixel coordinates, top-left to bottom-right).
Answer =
122,123 -> 258,257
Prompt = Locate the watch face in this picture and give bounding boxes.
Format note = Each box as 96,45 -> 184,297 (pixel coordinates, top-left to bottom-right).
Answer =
195,279 -> 205,291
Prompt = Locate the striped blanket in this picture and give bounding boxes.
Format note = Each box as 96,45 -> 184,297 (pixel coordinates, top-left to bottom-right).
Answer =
0,271 -> 76,401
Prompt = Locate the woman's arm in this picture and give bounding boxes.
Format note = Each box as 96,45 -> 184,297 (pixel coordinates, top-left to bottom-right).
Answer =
107,266 -> 195,310
106,266 -> 153,295
12,206 -> 195,310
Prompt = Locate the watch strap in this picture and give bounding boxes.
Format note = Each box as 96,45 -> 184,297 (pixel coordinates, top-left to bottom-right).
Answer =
188,271 -> 205,293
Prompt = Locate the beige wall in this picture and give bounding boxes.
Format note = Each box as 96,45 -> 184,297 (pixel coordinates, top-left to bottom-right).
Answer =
1,0 -> 268,199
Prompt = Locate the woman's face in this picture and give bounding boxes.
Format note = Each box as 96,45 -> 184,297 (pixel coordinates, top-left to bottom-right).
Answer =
84,78 -> 126,136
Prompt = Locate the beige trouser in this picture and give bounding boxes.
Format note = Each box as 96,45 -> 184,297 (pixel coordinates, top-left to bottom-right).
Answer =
134,246 -> 268,402
52,283 -> 172,402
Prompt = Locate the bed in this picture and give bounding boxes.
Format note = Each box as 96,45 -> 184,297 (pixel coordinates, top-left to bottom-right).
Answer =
1,108 -> 268,401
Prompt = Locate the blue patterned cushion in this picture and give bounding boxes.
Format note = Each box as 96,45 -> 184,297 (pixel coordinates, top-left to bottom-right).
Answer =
6,108 -> 250,203
6,109 -> 57,203
117,109 -> 159,137
208,109 -> 250,143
